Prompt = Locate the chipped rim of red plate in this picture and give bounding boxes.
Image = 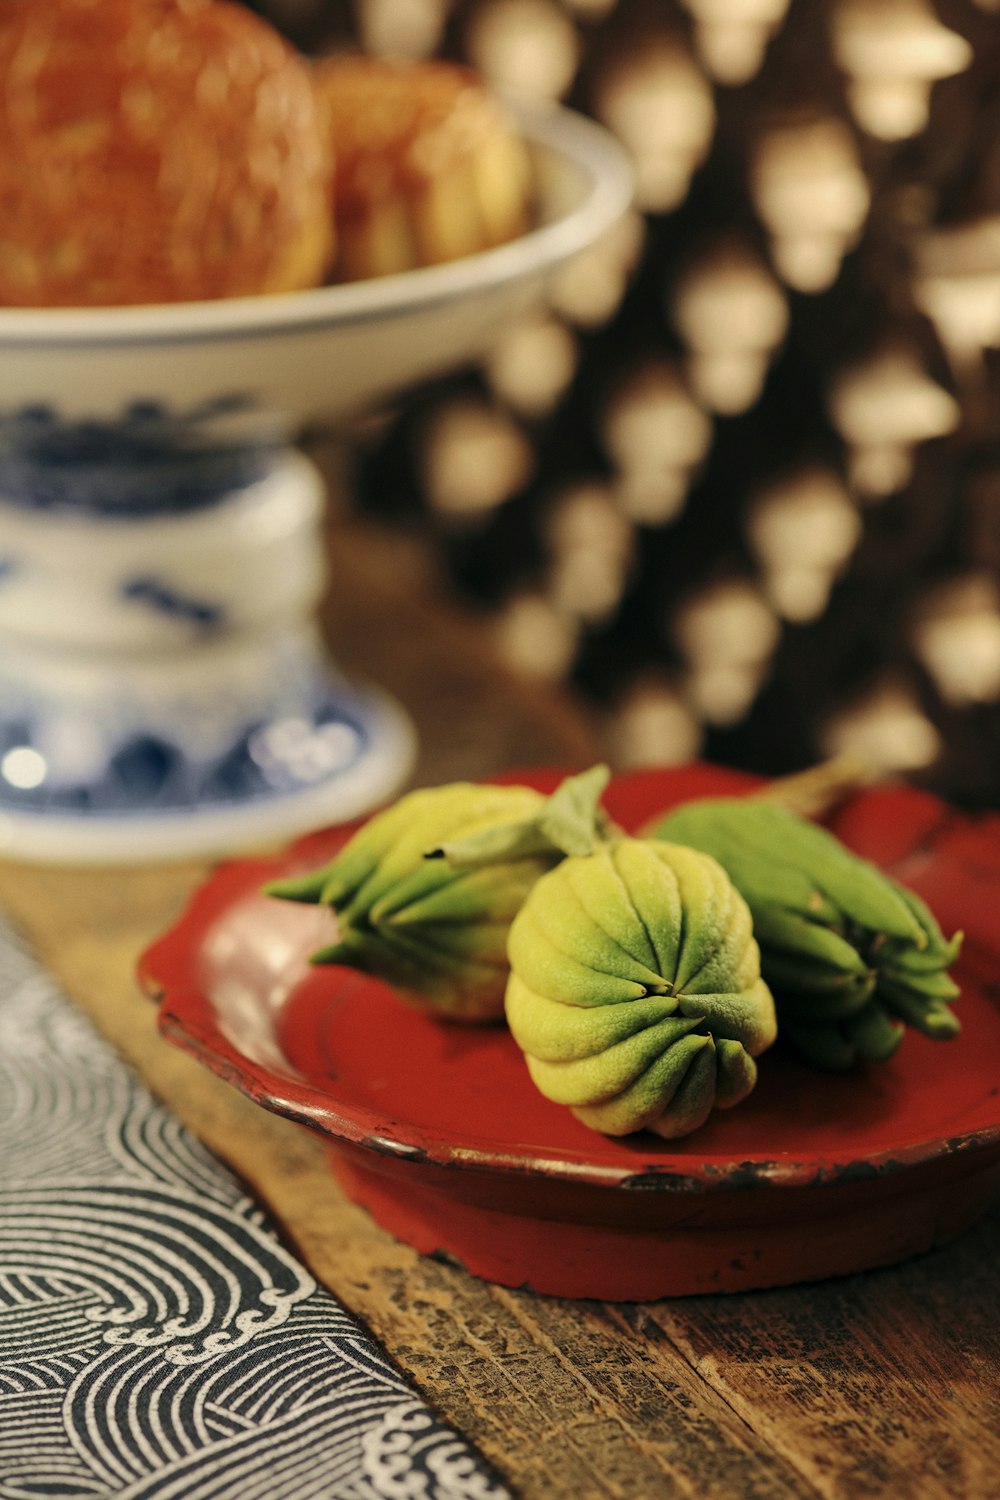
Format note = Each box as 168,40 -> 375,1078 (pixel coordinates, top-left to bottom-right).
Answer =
140,764 -> 1000,1298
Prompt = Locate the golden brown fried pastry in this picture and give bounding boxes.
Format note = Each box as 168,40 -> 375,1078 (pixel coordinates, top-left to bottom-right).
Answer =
0,0 -> 334,306
313,54 -> 533,282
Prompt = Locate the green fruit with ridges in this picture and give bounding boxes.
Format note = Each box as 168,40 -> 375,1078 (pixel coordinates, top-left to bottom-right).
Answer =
647,797 -> 962,1069
504,837 -> 776,1138
266,767 -> 613,1021
507,907 -> 657,1007
843,1002 -> 905,1062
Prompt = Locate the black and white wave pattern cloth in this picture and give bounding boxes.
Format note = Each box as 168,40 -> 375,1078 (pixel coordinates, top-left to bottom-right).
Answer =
0,919 -> 510,1500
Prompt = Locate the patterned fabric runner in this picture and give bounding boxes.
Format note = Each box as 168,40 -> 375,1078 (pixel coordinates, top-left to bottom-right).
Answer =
0,919 -> 510,1500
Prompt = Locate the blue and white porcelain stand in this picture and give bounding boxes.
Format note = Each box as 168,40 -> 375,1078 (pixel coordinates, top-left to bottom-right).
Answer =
0,438 -> 415,861
0,105 -> 632,862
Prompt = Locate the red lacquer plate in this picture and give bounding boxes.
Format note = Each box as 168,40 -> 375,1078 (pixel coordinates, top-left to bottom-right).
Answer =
140,765 -> 1000,1300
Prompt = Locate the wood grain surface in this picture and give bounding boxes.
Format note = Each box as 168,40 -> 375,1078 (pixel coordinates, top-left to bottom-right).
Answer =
2,515 -> 998,1499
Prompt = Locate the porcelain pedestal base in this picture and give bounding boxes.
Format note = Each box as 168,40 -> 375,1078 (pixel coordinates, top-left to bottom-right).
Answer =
0,453 -> 416,864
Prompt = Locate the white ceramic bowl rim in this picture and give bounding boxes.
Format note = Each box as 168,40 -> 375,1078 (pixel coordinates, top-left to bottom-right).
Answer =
0,104 -> 633,350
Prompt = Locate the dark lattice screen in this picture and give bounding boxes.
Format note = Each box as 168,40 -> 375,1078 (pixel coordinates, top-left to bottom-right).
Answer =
256,0 -> 1000,808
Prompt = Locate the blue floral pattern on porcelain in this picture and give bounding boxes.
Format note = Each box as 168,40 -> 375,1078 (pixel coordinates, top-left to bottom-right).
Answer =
0,700 -> 372,814
0,397 -> 277,515
121,576 -> 225,630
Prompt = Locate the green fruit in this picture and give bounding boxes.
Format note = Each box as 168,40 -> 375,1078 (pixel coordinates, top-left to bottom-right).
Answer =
265,766 -> 612,1021
647,797 -> 962,1068
504,838 -> 777,1138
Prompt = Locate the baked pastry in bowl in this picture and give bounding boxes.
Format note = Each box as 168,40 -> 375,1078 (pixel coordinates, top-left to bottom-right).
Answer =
0,0 -> 334,306
313,54 -> 534,282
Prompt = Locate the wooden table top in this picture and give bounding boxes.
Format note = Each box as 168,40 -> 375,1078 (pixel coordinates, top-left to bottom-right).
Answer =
2,515 -> 998,1500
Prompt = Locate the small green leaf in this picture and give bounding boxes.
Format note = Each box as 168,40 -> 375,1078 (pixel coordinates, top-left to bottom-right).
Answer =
538,763 -> 612,857
428,819 -> 557,868
430,764 -> 613,867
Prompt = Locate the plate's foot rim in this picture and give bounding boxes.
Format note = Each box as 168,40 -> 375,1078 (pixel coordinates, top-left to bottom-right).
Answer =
0,683 -> 417,866
329,1144 -> 1000,1301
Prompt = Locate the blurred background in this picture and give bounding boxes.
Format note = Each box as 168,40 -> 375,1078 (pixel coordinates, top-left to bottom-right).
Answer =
256,0 -> 1000,808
